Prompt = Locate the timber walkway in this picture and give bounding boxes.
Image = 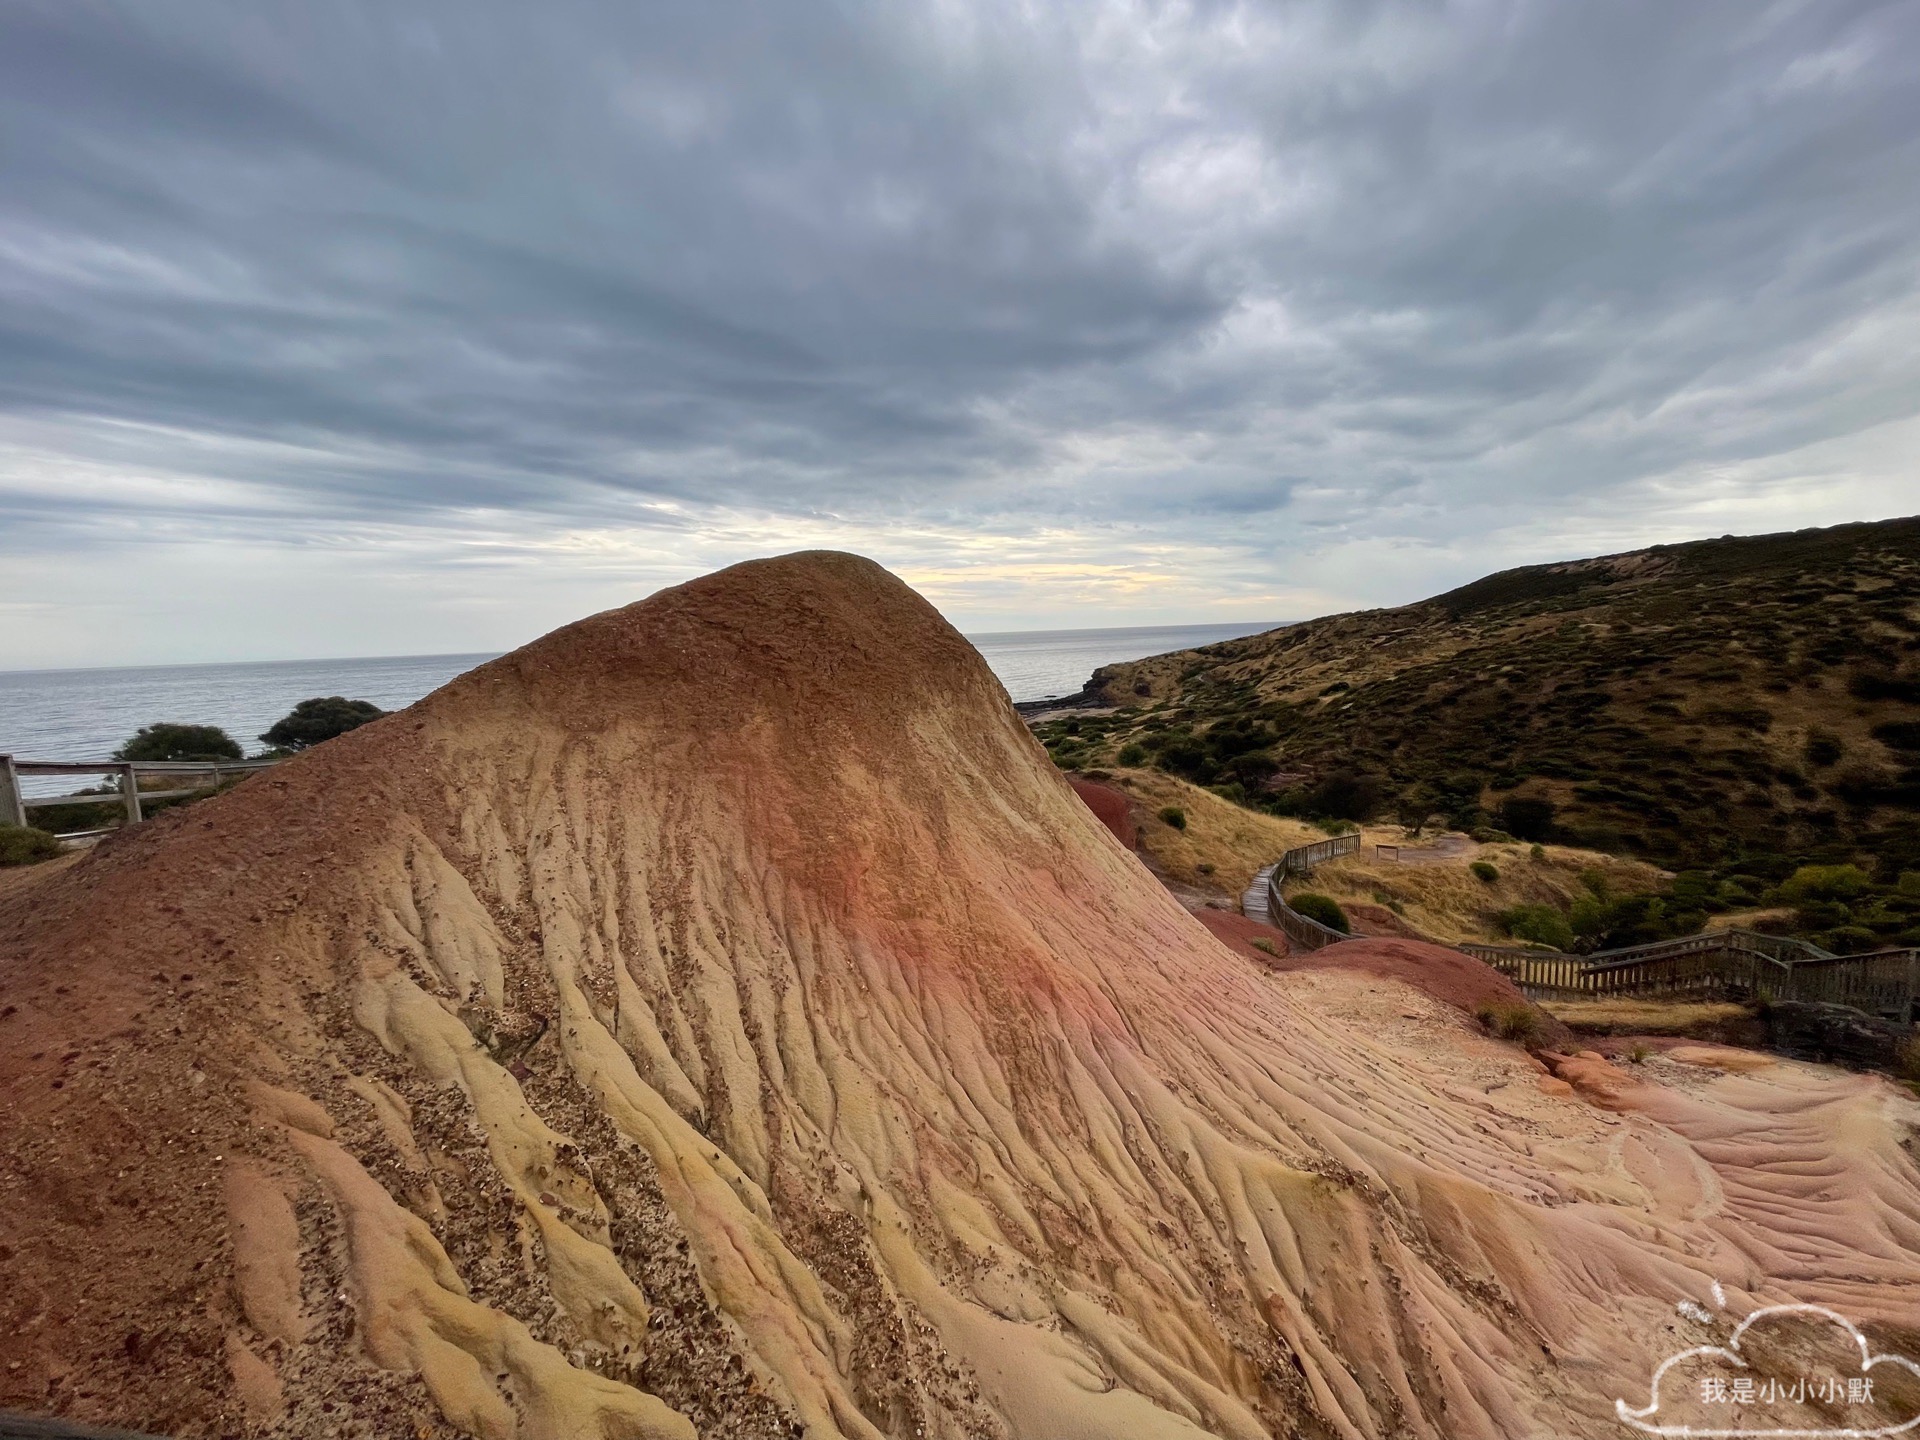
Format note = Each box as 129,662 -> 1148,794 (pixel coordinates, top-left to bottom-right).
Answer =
1247,835 -> 1919,1023
1460,931 -> 1920,1022
1246,832 -> 1362,952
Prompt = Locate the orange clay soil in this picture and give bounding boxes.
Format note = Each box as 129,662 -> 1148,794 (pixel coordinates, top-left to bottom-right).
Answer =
4,552 -> 1919,1440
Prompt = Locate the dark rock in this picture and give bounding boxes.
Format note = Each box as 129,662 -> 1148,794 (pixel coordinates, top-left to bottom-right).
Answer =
1765,1000 -> 1913,1072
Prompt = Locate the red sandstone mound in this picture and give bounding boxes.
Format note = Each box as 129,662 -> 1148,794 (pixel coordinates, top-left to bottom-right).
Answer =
4,552 -> 1920,1440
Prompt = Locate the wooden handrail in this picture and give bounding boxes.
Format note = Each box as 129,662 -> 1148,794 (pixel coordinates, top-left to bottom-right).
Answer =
1462,932 -> 1919,1021
8,757 -> 282,775
1255,831 -> 1363,952
0,753 -> 283,837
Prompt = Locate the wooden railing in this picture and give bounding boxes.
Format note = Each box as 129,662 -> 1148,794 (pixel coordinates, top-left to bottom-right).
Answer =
1,754 -> 281,837
1280,832 -> 1361,873
1250,832 -> 1363,952
1264,889 -> 1350,952
1459,929 -> 1920,1021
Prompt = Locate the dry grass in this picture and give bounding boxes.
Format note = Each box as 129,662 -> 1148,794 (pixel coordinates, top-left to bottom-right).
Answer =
1296,832 -> 1665,945
1103,768 -> 1323,895
1541,998 -> 1754,1035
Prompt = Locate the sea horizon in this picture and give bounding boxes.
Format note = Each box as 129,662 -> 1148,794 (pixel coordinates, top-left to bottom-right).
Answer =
0,620 -> 1280,783
0,618 -> 1279,680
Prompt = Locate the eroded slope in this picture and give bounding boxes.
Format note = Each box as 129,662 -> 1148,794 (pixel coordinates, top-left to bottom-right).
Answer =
3,552 -> 1918,1440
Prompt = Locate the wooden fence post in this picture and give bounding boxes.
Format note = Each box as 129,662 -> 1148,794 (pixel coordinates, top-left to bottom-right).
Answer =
120,763 -> 142,825
0,755 -> 24,828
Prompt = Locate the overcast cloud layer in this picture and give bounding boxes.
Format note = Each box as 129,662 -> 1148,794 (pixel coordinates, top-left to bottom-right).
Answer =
2,0 -> 1917,666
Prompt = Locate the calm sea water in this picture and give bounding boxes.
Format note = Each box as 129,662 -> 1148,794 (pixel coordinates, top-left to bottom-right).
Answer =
0,622 -> 1273,792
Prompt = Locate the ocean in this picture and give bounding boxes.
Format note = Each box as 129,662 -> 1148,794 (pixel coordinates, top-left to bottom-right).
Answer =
0,621 -> 1274,792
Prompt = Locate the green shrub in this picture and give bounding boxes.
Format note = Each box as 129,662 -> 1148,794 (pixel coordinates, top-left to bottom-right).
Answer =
1195,861 -> 1215,876
1803,731 -> 1844,767
1498,903 -> 1575,951
1249,937 -> 1278,957
1871,721 -> 1920,753
1850,671 -> 1920,703
1116,743 -> 1147,767
1225,750 -> 1277,784
260,696 -> 386,751
1157,806 -> 1187,830
0,824 -> 62,867
1288,893 -> 1349,933
1499,796 -> 1556,841
1470,860 -> 1500,884
1776,864 -> 1871,905
114,723 -> 241,763
1529,843 -> 1547,862
1306,769 -> 1385,822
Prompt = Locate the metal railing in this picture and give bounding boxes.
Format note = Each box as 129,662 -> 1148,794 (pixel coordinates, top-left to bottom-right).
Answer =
1,754 -> 281,836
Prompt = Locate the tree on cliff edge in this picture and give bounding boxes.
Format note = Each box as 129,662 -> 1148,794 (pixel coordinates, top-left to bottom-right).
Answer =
113,723 -> 243,763
260,696 -> 386,752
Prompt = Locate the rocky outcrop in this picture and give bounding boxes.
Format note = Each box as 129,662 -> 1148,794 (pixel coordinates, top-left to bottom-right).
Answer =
5,553 -> 1920,1440
1767,1000 -> 1915,1071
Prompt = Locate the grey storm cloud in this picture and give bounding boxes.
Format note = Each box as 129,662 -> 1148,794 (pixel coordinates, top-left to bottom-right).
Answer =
2,0 -> 1918,564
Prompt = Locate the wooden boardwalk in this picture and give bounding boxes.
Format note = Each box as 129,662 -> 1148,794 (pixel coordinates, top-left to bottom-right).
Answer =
1459,932 -> 1920,1023
1245,834 -> 1360,952
1246,831 -> 1920,1023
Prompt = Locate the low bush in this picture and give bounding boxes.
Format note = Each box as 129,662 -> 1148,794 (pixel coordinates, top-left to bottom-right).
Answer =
1116,743 -> 1147,767
1470,860 -> 1500,884
114,723 -> 241,763
0,824 -> 62,867
1850,671 -> 1920,703
1500,796 -> 1557,841
1475,1002 -> 1542,1044
259,696 -> 388,751
1871,721 -> 1920,753
1776,864 -> 1872,905
1498,903 -> 1575,951
1157,806 -> 1187,830
1288,892 -> 1349,933
1803,731 -> 1844,768
1306,769 -> 1385,822
1249,937 -> 1278,957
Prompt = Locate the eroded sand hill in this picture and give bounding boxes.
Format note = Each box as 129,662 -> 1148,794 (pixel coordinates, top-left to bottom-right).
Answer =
3,552 -> 1919,1440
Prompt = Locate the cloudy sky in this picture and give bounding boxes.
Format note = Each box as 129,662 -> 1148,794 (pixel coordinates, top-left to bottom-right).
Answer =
3,0 -> 1917,667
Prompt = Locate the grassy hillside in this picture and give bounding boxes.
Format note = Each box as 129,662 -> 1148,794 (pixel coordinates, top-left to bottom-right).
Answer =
1035,517 -> 1920,952
1286,841 -> 1666,948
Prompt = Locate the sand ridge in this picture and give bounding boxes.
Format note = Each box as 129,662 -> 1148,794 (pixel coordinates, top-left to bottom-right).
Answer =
3,551 -> 1918,1439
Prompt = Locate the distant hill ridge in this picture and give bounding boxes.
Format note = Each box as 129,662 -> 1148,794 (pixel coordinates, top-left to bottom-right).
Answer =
1034,516 -> 1920,949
